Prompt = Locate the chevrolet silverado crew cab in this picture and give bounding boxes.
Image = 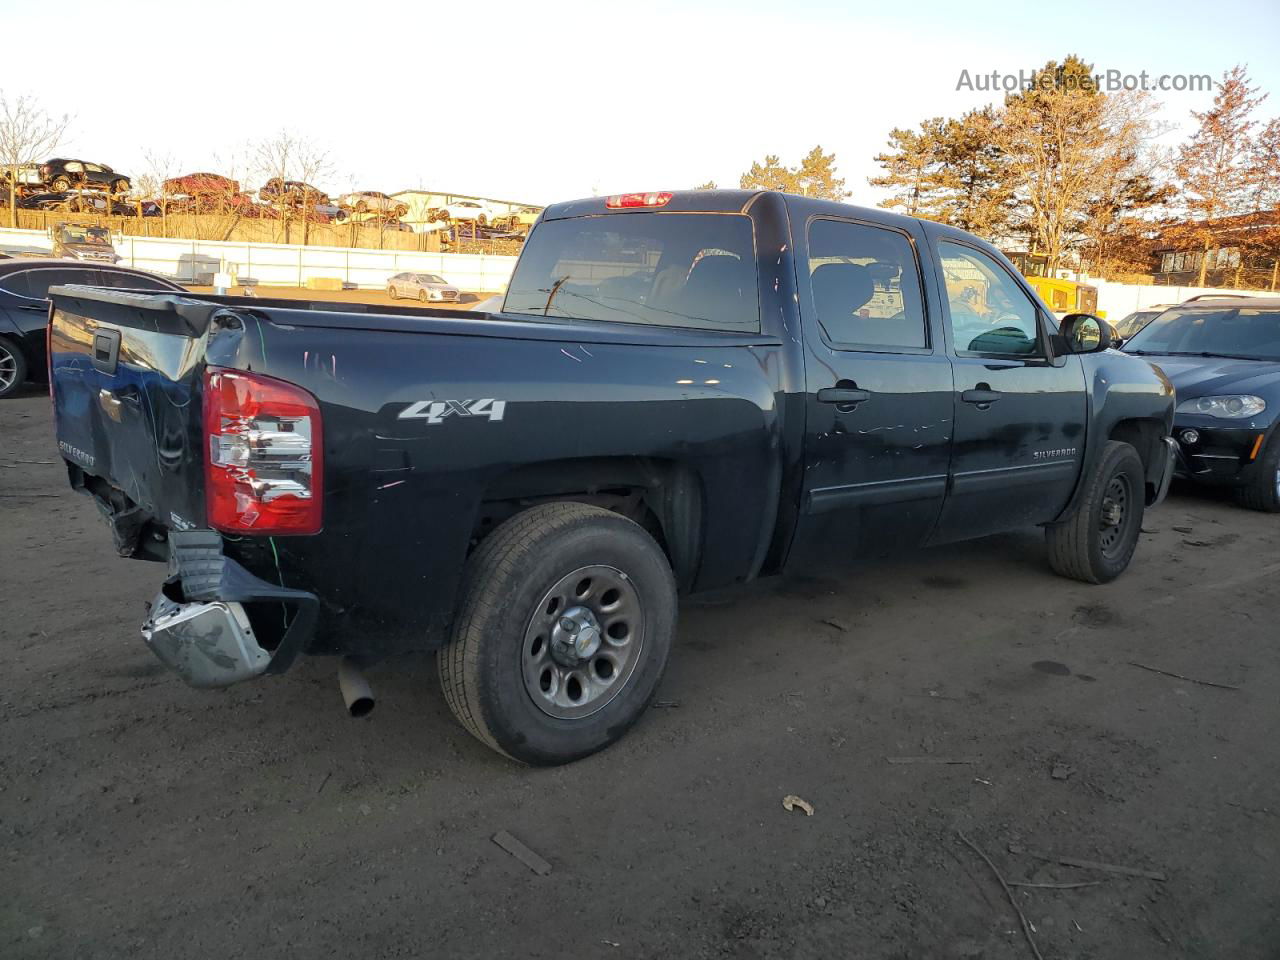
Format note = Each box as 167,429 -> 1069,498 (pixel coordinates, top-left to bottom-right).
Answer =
48,190 -> 1176,765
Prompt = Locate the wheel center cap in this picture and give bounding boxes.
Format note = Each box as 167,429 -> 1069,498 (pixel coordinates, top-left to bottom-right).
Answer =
1101,500 -> 1123,527
551,606 -> 602,665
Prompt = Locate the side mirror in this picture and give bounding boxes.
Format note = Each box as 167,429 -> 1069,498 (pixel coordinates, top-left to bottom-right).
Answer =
1060,313 -> 1121,353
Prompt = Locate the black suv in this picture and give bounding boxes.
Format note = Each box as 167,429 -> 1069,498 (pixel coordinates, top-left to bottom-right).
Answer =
0,259 -> 184,398
39,159 -> 131,195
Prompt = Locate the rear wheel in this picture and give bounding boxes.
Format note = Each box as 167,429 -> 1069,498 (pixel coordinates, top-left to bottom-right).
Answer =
0,338 -> 28,399
1234,433 -> 1280,512
477,214 -> 487,226
112,179 -> 129,195
438,503 -> 676,765
1046,441 -> 1145,584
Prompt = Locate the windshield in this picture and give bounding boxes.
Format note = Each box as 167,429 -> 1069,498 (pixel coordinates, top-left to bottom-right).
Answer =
60,226 -> 110,245
504,212 -> 759,332
1124,305 -> 1280,361
416,274 -> 445,283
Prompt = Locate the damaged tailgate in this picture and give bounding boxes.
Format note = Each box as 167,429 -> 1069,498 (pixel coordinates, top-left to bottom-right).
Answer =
48,286 -> 222,554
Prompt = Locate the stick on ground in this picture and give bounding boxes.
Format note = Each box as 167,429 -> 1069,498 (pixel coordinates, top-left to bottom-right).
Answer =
1127,661 -> 1240,691
1009,880 -> 1105,890
957,830 -> 1044,960
1009,845 -> 1167,881
888,756 -> 981,765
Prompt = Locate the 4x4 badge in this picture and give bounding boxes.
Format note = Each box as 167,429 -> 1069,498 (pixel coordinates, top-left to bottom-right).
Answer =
398,398 -> 507,425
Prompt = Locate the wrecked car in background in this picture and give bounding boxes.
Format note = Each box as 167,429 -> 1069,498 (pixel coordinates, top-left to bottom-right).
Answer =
48,189 -> 1175,765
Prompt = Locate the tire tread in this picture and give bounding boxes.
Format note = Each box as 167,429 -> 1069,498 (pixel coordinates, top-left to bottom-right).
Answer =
438,502 -> 642,762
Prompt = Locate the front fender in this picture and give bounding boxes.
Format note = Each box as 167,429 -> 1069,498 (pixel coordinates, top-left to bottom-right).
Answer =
1055,350 -> 1175,520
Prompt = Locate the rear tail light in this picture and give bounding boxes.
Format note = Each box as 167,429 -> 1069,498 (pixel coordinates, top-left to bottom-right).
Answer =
605,191 -> 673,208
203,367 -> 323,535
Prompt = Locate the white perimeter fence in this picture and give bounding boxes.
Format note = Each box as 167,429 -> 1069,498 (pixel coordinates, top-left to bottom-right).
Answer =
1094,278 -> 1275,320
0,227 -> 518,293
3,225 -> 1273,305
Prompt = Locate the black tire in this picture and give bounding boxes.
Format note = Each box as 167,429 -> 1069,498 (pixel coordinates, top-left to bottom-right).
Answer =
418,289 -> 428,302
51,176 -> 71,193
438,502 -> 677,765
1046,441 -> 1145,584
387,285 -> 397,299
477,214 -> 487,226
113,179 -> 129,195
0,337 -> 29,399
1234,432 -> 1280,512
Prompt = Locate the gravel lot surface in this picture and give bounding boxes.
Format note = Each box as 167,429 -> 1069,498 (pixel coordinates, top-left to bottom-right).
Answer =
2,389 -> 1277,959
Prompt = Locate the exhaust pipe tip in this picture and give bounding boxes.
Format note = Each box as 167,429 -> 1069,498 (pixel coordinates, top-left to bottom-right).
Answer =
338,656 -> 375,718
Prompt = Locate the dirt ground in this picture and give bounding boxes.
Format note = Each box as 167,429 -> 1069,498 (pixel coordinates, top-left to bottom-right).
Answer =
2,388 -> 1278,960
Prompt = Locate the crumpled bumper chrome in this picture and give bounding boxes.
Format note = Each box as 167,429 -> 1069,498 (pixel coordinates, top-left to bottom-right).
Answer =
140,530 -> 319,689
143,596 -> 271,688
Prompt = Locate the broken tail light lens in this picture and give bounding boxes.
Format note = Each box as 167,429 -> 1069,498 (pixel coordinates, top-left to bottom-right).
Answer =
605,192 -> 673,208
203,367 -> 323,535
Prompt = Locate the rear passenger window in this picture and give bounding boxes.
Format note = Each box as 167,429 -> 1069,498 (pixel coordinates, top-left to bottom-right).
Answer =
806,219 -> 927,350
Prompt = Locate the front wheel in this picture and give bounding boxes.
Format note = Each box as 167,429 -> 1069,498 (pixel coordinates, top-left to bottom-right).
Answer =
1234,433 -> 1280,512
0,337 -> 29,399
438,502 -> 676,765
51,176 -> 71,193
1046,440 -> 1145,583
387,285 -> 397,299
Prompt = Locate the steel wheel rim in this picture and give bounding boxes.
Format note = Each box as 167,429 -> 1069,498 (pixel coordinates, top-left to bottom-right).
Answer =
1098,474 -> 1131,558
522,564 -> 645,720
0,344 -> 17,391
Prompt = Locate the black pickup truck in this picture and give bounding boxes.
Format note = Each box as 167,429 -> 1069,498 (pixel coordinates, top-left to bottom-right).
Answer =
48,189 -> 1176,764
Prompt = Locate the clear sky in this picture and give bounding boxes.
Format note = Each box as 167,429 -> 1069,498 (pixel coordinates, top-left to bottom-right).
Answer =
5,0 -> 1279,204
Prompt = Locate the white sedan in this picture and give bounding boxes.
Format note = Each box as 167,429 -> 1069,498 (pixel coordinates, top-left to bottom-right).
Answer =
387,272 -> 460,303
431,200 -> 495,224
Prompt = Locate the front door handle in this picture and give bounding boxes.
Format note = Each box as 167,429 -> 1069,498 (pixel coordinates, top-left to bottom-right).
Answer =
817,387 -> 872,406
961,388 -> 1002,405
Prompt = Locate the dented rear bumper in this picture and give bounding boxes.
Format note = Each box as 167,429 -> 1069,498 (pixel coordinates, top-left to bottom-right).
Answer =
142,530 -> 319,688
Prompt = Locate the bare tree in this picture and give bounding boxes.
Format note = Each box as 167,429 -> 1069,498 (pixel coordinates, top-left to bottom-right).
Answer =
0,92 -> 70,228
251,130 -> 332,244
139,149 -> 179,235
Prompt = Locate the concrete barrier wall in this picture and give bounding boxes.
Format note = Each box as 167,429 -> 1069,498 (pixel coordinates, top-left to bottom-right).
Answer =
0,227 -> 518,292
1094,279 -> 1275,320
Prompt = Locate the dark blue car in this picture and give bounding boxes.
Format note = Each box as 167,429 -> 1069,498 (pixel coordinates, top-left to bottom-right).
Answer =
0,258 -> 185,398
1124,296 -> 1280,511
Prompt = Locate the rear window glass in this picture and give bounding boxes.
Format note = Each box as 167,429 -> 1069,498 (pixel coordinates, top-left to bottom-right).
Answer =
504,213 -> 759,332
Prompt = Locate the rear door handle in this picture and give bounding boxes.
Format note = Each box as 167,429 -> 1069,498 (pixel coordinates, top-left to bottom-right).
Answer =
817,387 -> 872,406
961,388 -> 1002,405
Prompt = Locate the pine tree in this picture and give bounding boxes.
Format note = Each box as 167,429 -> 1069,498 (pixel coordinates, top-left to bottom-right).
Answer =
794,145 -> 849,200
1174,65 -> 1267,285
869,124 -> 941,216
739,154 -> 799,193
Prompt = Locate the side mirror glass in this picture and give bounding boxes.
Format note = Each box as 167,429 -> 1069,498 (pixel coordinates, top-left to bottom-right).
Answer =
1060,313 -> 1119,353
